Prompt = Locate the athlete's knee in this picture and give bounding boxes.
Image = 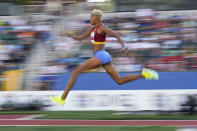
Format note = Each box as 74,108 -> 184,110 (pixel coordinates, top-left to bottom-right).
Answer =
115,79 -> 123,85
72,66 -> 84,74
72,68 -> 80,75
117,81 -> 123,85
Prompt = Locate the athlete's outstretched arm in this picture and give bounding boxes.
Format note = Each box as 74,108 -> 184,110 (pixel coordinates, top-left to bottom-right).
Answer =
100,26 -> 125,49
65,27 -> 93,41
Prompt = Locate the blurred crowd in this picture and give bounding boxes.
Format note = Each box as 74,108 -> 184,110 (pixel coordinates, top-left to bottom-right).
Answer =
50,9 -> 197,73
0,18 -> 52,73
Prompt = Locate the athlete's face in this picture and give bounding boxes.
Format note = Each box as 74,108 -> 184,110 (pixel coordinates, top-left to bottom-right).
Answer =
90,15 -> 97,25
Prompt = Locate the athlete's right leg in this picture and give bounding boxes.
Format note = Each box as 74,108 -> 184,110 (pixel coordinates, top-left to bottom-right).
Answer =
61,57 -> 103,100
50,57 -> 103,105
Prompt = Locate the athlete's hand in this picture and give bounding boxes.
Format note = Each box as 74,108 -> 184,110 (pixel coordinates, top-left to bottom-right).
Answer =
118,39 -> 124,45
122,47 -> 129,53
122,44 -> 125,50
117,38 -> 125,49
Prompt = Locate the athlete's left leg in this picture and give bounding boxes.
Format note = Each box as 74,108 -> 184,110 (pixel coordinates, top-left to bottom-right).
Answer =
103,62 -> 143,85
103,62 -> 158,85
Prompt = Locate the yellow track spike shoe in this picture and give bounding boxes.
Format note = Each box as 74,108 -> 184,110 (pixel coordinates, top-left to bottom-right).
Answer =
50,95 -> 65,105
142,68 -> 159,80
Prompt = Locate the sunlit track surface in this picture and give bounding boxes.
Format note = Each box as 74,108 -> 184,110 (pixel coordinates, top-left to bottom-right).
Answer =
0,114 -> 196,126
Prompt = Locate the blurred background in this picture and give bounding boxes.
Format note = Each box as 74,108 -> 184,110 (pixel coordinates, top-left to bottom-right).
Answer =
0,0 -> 196,113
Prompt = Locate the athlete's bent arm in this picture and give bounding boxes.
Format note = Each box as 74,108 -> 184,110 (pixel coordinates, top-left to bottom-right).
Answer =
66,27 -> 93,41
100,26 -> 125,49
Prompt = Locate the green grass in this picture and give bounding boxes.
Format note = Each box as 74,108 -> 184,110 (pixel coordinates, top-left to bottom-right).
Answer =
0,110 -> 196,120
0,126 -> 178,131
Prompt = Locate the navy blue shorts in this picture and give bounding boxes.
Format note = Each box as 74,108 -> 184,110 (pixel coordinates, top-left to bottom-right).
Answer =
94,50 -> 111,64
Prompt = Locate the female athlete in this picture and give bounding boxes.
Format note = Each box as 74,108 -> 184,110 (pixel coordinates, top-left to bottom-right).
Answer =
50,9 -> 158,105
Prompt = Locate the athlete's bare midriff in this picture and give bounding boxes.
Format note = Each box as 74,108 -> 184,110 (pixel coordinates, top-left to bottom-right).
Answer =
93,44 -> 105,52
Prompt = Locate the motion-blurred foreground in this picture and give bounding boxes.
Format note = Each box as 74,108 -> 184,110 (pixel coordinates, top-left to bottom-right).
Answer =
0,0 -> 196,113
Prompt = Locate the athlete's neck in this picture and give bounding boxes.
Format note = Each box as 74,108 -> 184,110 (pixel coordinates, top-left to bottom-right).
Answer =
95,21 -> 101,27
